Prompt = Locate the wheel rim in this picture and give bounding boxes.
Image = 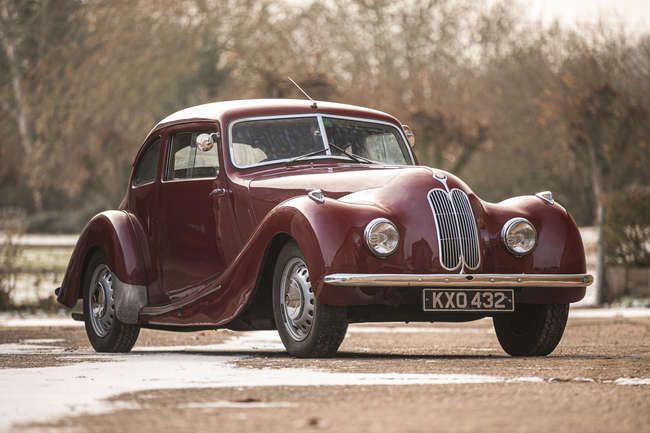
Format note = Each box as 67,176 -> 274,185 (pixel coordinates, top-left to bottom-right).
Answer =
89,264 -> 114,338
279,257 -> 314,341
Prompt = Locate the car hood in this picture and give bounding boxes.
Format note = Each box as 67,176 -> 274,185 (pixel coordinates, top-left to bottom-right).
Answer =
247,163 -> 477,219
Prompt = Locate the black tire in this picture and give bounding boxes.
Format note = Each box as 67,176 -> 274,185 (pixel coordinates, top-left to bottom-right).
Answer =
493,303 -> 569,356
83,252 -> 140,353
272,241 -> 348,358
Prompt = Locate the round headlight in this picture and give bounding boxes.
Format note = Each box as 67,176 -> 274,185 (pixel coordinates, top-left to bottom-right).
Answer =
364,218 -> 399,257
501,218 -> 537,255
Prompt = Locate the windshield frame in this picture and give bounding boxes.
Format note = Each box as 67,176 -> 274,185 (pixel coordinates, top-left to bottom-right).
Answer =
227,113 -> 415,169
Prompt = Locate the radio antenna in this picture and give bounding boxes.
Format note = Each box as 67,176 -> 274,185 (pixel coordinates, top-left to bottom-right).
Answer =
288,77 -> 317,109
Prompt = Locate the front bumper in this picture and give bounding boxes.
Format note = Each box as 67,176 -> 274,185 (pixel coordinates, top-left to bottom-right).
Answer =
324,273 -> 593,288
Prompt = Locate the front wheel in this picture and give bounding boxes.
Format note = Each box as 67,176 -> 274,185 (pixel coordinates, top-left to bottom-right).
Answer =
83,252 -> 140,353
493,303 -> 569,356
272,241 -> 348,358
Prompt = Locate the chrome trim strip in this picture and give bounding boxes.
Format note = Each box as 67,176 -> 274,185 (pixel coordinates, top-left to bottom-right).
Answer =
323,273 -> 594,288
316,114 -> 333,156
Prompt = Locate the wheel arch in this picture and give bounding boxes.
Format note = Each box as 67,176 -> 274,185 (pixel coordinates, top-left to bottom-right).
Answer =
57,211 -> 149,308
225,232 -> 294,330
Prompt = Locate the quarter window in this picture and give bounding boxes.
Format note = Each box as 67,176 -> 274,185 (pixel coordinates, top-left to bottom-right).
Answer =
166,131 -> 219,180
132,138 -> 160,187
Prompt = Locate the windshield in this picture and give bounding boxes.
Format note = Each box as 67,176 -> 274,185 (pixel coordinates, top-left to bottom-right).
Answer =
230,115 -> 413,168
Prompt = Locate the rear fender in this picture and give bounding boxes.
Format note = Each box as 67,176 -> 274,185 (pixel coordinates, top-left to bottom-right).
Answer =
57,211 -> 150,323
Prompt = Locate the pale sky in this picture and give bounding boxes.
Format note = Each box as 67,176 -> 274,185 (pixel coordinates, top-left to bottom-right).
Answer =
527,0 -> 650,32
289,0 -> 650,33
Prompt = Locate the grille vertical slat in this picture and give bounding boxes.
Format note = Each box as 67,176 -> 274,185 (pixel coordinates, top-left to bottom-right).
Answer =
451,189 -> 481,269
429,189 -> 462,270
428,188 -> 481,271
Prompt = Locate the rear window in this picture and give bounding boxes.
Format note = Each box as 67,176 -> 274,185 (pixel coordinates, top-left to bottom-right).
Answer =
132,139 -> 160,186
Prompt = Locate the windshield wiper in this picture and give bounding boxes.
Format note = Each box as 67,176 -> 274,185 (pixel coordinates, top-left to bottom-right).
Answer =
286,148 -> 328,165
327,142 -> 373,164
286,143 -> 373,166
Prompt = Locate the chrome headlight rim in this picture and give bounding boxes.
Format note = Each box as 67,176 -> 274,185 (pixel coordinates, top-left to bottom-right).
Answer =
364,218 -> 399,257
501,217 -> 537,256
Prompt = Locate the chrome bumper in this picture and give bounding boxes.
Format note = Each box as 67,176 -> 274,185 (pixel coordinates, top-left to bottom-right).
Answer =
323,273 -> 593,288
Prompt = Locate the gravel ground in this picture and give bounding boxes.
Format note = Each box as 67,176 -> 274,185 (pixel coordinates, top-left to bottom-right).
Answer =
1,314 -> 649,433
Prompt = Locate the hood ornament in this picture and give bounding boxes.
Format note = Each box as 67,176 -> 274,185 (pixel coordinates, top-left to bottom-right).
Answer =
431,170 -> 449,192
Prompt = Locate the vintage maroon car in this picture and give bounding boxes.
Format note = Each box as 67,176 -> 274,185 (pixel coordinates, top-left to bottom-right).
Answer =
56,98 -> 592,357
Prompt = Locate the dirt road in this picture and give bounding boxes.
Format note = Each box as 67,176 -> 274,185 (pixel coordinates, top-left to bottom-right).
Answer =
1,311 -> 648,433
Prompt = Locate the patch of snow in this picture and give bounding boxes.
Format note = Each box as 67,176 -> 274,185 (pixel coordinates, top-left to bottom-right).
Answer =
3,234 -> 78,247
613,377 -> 650,386
506,377 -> 546,383
569,308 -> 650,318
348,326 -> 493,334
180,401 -> 296,409
0,352 -> 506,430
0,316 -> 82,328
0,343 -> 66,355
22,338 -> 65,345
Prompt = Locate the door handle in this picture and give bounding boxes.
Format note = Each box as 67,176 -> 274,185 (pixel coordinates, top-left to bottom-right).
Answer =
209,187 -> 228,198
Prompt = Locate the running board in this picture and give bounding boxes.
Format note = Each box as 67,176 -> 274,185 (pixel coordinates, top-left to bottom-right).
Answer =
71,312 -> 85,322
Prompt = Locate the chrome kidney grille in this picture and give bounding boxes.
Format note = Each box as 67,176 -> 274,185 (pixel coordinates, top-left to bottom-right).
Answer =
428,188 -> 481,271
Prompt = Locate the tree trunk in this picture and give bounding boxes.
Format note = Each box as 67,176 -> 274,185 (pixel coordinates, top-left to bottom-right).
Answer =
0,5 -> 42,211
0,22 -> 33,156
587,142 -> 606,305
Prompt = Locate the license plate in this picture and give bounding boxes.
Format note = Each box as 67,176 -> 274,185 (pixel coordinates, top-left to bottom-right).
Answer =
422,289 -> 514,312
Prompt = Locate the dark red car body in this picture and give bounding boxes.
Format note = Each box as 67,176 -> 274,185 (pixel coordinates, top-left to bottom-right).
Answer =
57,99 -> 590,331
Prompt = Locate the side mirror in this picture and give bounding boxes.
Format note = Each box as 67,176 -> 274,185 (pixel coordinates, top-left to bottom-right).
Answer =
402,124 -> 415,147
196,133 -> 215,152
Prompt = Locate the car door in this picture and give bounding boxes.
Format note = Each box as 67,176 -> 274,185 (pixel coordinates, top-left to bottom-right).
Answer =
157,122 -> 241,300
128,135 -> 167,305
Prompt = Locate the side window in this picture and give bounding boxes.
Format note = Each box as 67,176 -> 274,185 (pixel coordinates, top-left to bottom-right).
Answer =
167,133 -> 193,179
166,131 -> 219,180
132,139 -> 161,187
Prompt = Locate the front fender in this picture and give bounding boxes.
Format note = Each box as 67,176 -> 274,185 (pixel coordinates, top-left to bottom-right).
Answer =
57,210 -> 149,308
481,195 -> 586,275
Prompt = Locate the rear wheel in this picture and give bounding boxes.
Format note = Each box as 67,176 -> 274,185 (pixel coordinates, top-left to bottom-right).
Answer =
83,253 -> 140,353
493,303 -> 569,356
272,241 -> 347,358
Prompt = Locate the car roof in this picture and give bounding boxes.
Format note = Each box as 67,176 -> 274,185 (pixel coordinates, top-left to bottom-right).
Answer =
154,98 -> 400,129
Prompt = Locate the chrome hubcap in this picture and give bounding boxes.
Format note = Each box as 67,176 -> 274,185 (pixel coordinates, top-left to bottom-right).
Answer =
280,258 -> 314,341
89,264 -> 114,337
